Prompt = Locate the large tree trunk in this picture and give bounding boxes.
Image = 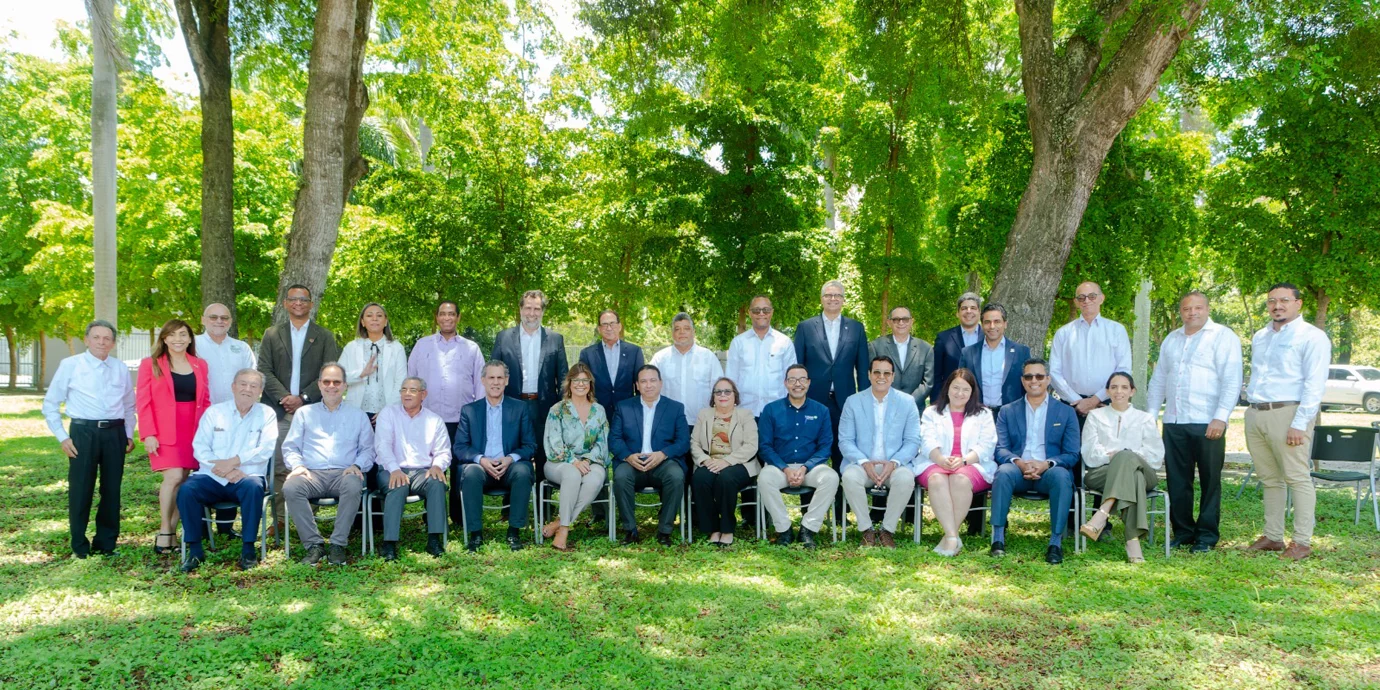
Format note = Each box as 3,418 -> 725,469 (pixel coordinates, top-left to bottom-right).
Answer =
1313,285 -> 1329,330
271,0 -> 373,324
88,0 -> 120,327
176,0 -> 238,335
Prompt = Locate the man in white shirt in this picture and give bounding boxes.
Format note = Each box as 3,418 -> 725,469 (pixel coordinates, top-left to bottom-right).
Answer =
1145,291 -> 1242,552
1243,283 -> 1331,561
725,295 -> 797,417
837,356 -> 922,548
41,320 -> 136,558
1049,281 -> 1132,421
374,377 -> 451,561
195,302 -> 258,538
649,313 -> 723,428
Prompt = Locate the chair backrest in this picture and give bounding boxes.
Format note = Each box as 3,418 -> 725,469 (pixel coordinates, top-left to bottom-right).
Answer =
1310,426 -> 1379,467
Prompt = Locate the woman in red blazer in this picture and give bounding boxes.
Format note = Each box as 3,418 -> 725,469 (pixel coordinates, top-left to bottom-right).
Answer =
136,319 -> 211,555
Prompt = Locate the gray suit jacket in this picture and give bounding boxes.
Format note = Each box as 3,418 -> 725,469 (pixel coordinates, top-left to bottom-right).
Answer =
870,334 -> 933,408
257,321 -> 341,419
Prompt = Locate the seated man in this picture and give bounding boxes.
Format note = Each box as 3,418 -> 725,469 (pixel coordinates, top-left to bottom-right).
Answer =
281,362 -> 376,566
838,356 -> 921,548
991,357 -> 1081,564
454,361 -> 537,552
374,376 -> 451,561
610,365 -> 690,546
757,364 -> 837,549
178,368 -> 278,572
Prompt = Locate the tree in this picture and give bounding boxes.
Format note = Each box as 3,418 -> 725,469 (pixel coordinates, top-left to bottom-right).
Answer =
87,0 -> 122,326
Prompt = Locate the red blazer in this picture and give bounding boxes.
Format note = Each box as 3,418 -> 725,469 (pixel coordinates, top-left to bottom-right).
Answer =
136,355 -> 211,446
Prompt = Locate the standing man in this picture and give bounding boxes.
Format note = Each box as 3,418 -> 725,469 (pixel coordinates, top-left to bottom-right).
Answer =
795,280 -> 870,460
931,292 -> 984,404
1048,281 -> 1132,423
374,377 -> 451,560
454,361 -> 538,552
196,302 -> 258,537
579,309 -> 644,411
837,356 -> 922,548
408,300 -> 486,443
42,320 -> 136,558
609,365 -> 690,546
1145,291 -> 1242,553
492,290 -> 568,469
257,284 -> 341,539
870,305 -> 934,411
961,303 -> 1031,411
757,364 -> 837,548
1242,283 -> 1330,561
726,295 -> 798,417
649,312 -> 723,428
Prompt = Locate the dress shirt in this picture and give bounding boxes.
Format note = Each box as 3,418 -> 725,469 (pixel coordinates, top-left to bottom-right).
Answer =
281,401 -> 375,471
603,340 -> 622,386
288,321 -> 310,396
407,333 -> 486,423
191,400 -> 277,486
1145,319 -> 1243,425
870,392 -> 889,460
979,338 -> 1007,406
194,333 -> 257,404
1049,315 -> 1132,402
340,337 -> 408,414
1245,316 -> 1332,430
42,352 -> 136,442
725,328 -> 798,416
823,314 -> 841,358
1022,397 -> 1049,462
961,326 -> 981,348
757,397 -> 833,471
1080,405 -> 1165,470
480,400 -> 519,461
640,396 -> 660,454
519,327 -> 541,394
894,336 -> 910,371
374,403 -> 451,472
650,344 -> 724,426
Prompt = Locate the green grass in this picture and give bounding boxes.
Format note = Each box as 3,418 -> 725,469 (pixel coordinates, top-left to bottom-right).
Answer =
1,395 -> 1377,689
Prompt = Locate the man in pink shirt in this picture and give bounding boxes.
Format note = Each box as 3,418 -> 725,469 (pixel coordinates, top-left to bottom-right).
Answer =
407,300 -> 486,443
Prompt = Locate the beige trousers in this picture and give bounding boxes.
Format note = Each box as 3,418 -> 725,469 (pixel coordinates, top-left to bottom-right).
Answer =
758,464 -> 839,533
1244,405 -> 1316,545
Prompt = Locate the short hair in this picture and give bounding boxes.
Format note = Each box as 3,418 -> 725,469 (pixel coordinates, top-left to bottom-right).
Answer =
319,361 -> 346,380
355,302 -> 396,341
1267,282 -> 1302,300
636,364 -> 661,380
785,363 -> 808,379
749,294 -> 772,306
979,302 -> 1007,321
1022,357 -> 1049,373
957,292 -> 982,309
232,368 -> 264,387
888,306 -> 912,319
870,355 -> 896,372
285,284 -> 311,299
1106,371 -> 1135,389
202,302 -> 231,316
821,280 -> 845,295
483,360 -> 509,376
711,377 -> 741,406
597,309 -> 621,324
520,290 -> 549,309
933,368 -> 985,418
402,376 -> 427,391
85,320 -> 117,339
1179,290 -> 1207,305
562,362 -> 597,404
672,312 -> 694,327
436,300 -> 459,317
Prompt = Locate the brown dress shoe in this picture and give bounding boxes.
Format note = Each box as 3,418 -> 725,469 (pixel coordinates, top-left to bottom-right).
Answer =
860,529 -> 877,547
1280,542 -> 1312,561
1246,536 -> 1285,552
878,530 -> 897,548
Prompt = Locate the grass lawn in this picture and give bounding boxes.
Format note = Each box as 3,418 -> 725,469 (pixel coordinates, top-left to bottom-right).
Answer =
1,394 -> 1377,689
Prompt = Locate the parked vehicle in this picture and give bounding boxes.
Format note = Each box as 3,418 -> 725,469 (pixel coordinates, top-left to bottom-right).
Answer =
1324,365 -> 1380,413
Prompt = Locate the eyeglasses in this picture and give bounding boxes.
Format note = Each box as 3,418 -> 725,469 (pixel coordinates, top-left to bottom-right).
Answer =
888,316 -> 912,323
320,380 -> 344,387
285,297 -> 312,303
1021,373 -> 1048,381
749,307 -> 773,315
1074,293 -> 1101,302
571,378 -> 592,385
870,370 -> 895,378
822,293 -> 844,300
399,387 -> 424,394
713,389 -> 734,396
599,321 -> 619,328
785,376 -> 808,384
1266,298 -> 1296,306
205,315 -> 231,321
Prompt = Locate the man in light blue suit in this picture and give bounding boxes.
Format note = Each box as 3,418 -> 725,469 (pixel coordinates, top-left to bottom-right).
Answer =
609,365 -> 690,546
960,303 -> 1031,411
991,357 -> 1081,564
838,355 -> 922,548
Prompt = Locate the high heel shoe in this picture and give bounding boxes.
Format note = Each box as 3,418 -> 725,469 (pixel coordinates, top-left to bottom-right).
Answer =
1079,509 -> 1111,541
1125,538 -> 1145,564
153,533 -> 176,555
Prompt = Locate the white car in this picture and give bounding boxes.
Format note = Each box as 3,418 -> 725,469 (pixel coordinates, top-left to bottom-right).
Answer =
1324,365 -> 1380,413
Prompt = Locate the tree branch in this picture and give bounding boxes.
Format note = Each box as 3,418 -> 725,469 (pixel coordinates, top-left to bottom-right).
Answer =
1015,0 -> 1058,151
173,0 -> 211,87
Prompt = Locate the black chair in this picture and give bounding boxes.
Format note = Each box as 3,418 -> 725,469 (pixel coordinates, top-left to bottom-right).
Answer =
1309,425 -> 1379,531
840,484 -> 923,544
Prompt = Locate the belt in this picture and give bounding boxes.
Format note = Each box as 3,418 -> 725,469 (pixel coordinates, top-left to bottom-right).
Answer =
71,418 -> 125,429
518,393 -> 539,401
1250,401 -> 1298,411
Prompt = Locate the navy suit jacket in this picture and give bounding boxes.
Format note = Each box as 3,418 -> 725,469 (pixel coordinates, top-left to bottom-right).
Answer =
960,339 -> 1032,408
608,396 -> 690,471
579,340 -> 644,410
453,396 -> 537,464
994,396 -> 1081,469
931,325 -> 977,402
793,314 -> 869,407
491,325 -> 568,408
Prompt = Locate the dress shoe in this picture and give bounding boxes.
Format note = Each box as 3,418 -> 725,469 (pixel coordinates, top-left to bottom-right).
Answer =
73,550 -> 88,560
1191,542 -> 1213,554
860,529 -> 877,547
380,541 -> 399,562
238,553 -> 259,571
620,531 -> 642,545
773,528 -> 795,546
506,528 -> 524,551
799,527 -> 818,550
989,541 -> 1006,557
327,544 -> 348,566
878,530 -> 897,549
218,528 -> 242,542
656,532 -> 673,546
301,543 -> 327,566
1246,536 -> 1286,552
466,533 -> 484,553
93,547 -> 119,557
1045,544 -> 1064,564
1170,535 -> 1195,549
426,535 -> 445,557
1280,542 -> 1312,561
180,554 -> 204,573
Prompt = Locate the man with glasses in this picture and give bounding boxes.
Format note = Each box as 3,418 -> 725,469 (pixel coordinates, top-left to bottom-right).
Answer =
650,312 -> 723,428
492,290 -> 568,467
195,302 -> 257,538
795,281 -> 870,456
837,356 -> 921,548
870,306 -> 934,411
757,364 -> 837,548
579,309 -> 645,412
990,358 -> 1080,564
1049,281 -> 1131,424
931,292 -> 984,405
960,303 -> 1030,411
1242,283 -> 1331,561
257,284 -> 340,539
373,376 -> 451,561
409,300 -> 486,444
727,295 -> 798,417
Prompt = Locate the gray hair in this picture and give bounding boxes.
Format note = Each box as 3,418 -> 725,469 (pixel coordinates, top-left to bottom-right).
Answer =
1179,290 -> 1209,306
672,312 -> 694,328
402,376 -> 427,391
957,292 -> 982,309
821,280 -> 845,295
85,320 -> 117,339
232,368 -> 265,387
319,361 -> 346,380
483,359 -> 510,376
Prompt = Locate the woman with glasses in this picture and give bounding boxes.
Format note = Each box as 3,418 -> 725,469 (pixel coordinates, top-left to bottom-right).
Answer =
689,377 -> 760,546
917,368 -> 996,556
1078,371 -> 1164,563
541,363 -> 609,551
340,302 -> 407,423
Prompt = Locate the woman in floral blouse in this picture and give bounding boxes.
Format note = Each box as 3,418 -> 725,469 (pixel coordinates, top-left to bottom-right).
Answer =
541,362 -> 609,551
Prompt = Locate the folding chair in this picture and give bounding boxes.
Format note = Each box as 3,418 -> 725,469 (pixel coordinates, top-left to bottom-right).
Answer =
840,484 -> 924,544
363,487 -> 448,555
915,487 -> 991,545
459,486 -> 540,542
536,470 -> 617,544
617,486 -> 690,542
284,486 -> 369,560
756,485 -> 839,543
1076,485 -> 1171,557
1309,424 -> 1380,531
992,488 -> 1085,553
179,469 -> 275,563
687,483 -> 761,542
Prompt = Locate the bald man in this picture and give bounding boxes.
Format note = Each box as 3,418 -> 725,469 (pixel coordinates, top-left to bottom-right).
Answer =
1048,282 -> 1131,423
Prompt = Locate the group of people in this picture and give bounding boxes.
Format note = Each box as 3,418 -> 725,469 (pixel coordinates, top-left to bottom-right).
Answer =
42,278 -> 1331,571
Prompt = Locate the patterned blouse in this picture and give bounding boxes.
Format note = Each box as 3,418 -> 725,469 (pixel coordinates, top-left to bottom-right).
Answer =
543,399 -> 609,465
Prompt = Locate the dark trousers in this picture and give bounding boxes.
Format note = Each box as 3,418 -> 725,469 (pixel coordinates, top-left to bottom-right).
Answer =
376,467 -> 448,540
990,463 -> 1074,538
613,461 -> 685,535
459,461 -> 533,533
176,474 -> 265,545
67,422 -> 127,554
691,464 -> 752,535
1164,423 -> 1225,546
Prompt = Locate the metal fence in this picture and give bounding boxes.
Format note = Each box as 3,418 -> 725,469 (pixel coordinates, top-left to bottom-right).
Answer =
0,340 -> 37,388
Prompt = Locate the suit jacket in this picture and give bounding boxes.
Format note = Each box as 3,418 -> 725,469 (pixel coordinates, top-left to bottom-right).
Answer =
960,339 -> 1031,408
794,315 -> 869,408
257,320 -> 341,419
837,387 -> 922,470
931,325 -> 978,403
491,325 -> 568,408
135,355 -> 211,446
869,334 -> 934,408
994,396 -> 1081,469
579,340 -> 644,410
608,395 -> 690,471
453,396 -> 537,464
689,406 -> 761,477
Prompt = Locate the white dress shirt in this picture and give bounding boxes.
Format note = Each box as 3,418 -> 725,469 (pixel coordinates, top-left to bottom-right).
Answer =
603,340 -> 622,385
870,393 -> 889,460
288,321 -> 310,396
281,401 -> 376,471
42,352 -> 136,442
1245,316 -> 1332,430
191,400 -> 278,486
823,314 -> 841,358
641,396 -> 660,454
194,333 -> 257,404
893,336 -> 910,371
373,403 -> 451,472
1145,319 -> 1243,425
725,328 -> 798,416
519,327 -> 541,394
1049,315 -> 1132,402
650,344 -> 724,426
340,337 -> 408,414
1081,405 -> 1165,470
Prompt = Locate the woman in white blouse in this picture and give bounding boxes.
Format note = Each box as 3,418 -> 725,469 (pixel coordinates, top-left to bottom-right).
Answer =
917,369 -> 997,556
340,302 -> 408,420
1079,371 -> 1165,563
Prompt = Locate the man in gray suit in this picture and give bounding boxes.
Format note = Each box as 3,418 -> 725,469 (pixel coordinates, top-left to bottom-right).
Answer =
869,305 -> 934,410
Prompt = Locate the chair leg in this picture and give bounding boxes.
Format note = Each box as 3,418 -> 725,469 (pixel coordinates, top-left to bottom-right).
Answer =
284,502 -> 291,560
912,487 -> 923,545
532,488 -> 540,545
1162,492 -> 1171,558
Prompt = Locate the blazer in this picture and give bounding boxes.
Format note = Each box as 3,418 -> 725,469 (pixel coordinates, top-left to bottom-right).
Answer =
959,339 -> 1032,408
257,320 -> 341,418
135,355 -> 211,446
608,396 -> 690,471
869,334 -> 934,408
453,396 -> 537,464
994,396 -> 1081,469
793,314 -> 869,407
579,340 -> 644,410
689,406 -> 761,477
492,325 -> 569,408
931,325 -> 978,403
916,405 -> 998,483
837,387 -> 922,470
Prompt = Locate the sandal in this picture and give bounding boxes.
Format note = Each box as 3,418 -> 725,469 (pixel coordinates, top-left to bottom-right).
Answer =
1079,509 -> 1111,541
153,532 -> 176,555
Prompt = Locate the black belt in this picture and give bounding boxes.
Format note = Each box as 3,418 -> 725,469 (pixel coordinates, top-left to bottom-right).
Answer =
1250,401 -> 1298,411
71,418 -> 125,429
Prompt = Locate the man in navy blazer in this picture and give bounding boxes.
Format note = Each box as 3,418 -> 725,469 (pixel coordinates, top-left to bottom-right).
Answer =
930,292 -> 984,403
454,361 -> 537,552
990,357 -> 1081,564
794,280 -> 870,461
490,290 -> 568,465
609,365 -> 690,545
579,309 -> 645,411
960,303 -> 1031,410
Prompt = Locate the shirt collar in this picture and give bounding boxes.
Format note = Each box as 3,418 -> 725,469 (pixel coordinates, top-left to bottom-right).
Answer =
983,337 -> 1005,351
603,340 -> 621,351
82,351 -> 112,368
486,398 -> 504,411
290,320 -> 310,334
893,334 -> 910,345
823,313 -> 840,324
641,396 -> 660,410
1025,395 -> 1048,413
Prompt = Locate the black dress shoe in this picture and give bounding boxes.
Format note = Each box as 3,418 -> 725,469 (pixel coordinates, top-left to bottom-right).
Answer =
380,541 -> 399,561
1191,542 -> 1213,554
1169,535 -> 1195,549
237,553 -> 259,571
181,554 -> 204,573
773,528 -> 795,546
301,543 -> 327,566
426,534 -> 445,557
620,531 -> 641,545
466,533 -> 483,553
655,532 -> 673,546
506,528 -> 524,551
990,541 -> 1006,557
93,547 -> 119,557
328,544 -> 348,566
799,527 -> 818,550
1045,544 -> 1064,564
218,528 -> 242,542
